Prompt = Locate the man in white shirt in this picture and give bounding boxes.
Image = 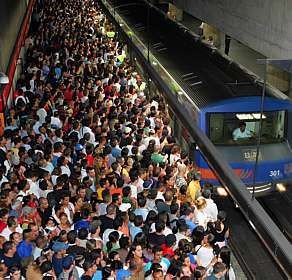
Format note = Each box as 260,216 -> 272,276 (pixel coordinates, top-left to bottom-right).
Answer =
201,189 -> 218,222
233,121 -> 254,141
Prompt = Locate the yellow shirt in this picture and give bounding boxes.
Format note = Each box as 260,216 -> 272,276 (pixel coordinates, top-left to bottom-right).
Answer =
96,187 -> 105,201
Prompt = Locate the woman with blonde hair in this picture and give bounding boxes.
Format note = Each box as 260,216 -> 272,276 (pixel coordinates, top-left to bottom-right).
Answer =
195,197 -> 209,230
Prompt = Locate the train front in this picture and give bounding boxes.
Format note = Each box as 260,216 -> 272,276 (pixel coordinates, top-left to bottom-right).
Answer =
199,96 -> 292,195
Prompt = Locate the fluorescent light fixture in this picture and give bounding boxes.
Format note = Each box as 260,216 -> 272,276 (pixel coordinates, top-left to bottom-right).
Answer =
236,113 -> 253,120
252,113 -> 266,119
236,113 -> 266,120
0,72 -> 9,85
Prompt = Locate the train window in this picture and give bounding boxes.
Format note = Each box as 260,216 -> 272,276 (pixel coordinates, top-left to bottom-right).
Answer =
208,111 -> 286,145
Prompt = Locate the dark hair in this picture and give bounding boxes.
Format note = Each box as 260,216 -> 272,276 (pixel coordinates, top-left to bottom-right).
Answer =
7,216 -> 17,228
137,196 -> 146,207
122,186 -> 131,197
40,261 -> 53,273
67,230 -> 77,244
106,231 -> 119,252
219,246 -> 231,269
3,241 -> 14,254
134,215 -> 143,227
119,236 -> 130,249
78,228 -> 88,240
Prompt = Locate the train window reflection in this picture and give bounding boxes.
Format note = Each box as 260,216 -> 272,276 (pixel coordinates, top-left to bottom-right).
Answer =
208,111 -> 286,145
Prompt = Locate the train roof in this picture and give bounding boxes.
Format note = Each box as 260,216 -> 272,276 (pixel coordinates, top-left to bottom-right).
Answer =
201,96 -> 292,113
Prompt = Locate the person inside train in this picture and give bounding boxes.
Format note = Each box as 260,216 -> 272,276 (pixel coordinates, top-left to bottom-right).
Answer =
232,121 -> 255,141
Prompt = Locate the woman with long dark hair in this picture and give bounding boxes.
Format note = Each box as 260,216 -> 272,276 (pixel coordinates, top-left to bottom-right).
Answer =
218,246 -> 236,280
209,211 -> 229,248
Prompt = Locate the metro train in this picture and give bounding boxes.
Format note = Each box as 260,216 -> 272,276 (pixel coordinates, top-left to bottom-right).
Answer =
189,94 -> 292,195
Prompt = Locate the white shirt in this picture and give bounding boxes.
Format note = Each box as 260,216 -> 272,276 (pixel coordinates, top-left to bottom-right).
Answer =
51,117 -> 62,128
27,179 -> 40,199
33,121 -> 42,134
233,127 -> 252,140
61,165 -> 71,177
195,210 -> 209,230
204,199 -> 218,222
33,247 -> 42,260
195,245 -> 214,267
129,184 -> 138,199
102,229 -> 123,244
37,108 -> 47,124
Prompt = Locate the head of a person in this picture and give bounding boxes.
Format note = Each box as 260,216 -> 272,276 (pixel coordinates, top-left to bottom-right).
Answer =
22,229 -> 32,242
239,121 -> 246,132
7,216 -> 18,229
152,269 -> 164,280
152,246 -> 163,263
3,241 -> 16,256
83,259 -> 97,275
9,232 -> 22,244
213,262 -> 226,277
106,204 -> 116,217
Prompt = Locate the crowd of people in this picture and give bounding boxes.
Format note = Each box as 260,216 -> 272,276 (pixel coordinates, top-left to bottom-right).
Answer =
0,0 -> 236,279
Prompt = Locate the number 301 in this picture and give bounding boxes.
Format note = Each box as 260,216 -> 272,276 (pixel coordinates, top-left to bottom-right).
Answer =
269,170 -> 280,177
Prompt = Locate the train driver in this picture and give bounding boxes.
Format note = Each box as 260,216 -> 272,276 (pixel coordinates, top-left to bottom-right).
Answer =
233,121 -> 254,141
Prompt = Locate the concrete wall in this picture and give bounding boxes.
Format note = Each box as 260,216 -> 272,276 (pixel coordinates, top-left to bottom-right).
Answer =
0,0 -> 28,72
174,0 -> 292,59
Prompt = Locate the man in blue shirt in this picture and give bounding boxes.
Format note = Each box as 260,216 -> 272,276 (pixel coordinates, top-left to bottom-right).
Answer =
184,207 -> 197,233
16,229 -> 33,267
129,215 -> 143,240
52,241 -> 69,277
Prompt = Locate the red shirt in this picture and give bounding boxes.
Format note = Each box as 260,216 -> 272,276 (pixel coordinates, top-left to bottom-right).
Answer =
161,244 -> 175,259
86,154 -> 94,166
0,221 -> 7,233
64,87 -> 73,101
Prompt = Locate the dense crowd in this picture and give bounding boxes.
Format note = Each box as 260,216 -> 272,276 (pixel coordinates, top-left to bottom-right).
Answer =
0,0 -> 235,279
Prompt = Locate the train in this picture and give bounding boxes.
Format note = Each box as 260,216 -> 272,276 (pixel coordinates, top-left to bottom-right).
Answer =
192,95 -> 292,194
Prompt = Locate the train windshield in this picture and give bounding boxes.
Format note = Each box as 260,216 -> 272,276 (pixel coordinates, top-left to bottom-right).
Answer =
209,110 -> 286,145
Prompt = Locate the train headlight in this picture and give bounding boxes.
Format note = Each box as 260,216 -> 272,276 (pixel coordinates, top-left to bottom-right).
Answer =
276,183 -> 286,192
217,187 -> 228,197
